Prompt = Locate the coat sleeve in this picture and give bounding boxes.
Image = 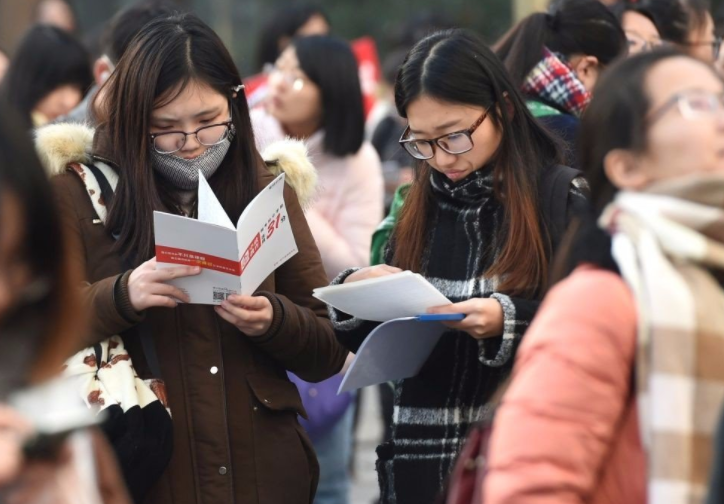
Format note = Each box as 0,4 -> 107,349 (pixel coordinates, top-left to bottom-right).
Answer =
304,143 -> 384,280
253,183 -> 348,382
483,269 -> 637,504
52,174 -> 143,347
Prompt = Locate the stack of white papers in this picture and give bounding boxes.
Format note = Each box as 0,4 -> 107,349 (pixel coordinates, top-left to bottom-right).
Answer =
154,173 -> 298,305
313,271 -> 451,322
314,272 -> 457,393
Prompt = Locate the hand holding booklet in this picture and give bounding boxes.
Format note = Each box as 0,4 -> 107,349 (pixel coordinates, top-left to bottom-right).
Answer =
153,172 -> 298,305
313,271 -> 463,393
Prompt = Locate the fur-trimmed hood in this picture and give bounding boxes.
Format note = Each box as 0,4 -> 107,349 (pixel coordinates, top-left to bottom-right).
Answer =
34,123 -> 318,206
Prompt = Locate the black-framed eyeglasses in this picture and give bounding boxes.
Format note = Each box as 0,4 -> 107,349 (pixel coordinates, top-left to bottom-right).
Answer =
150,119 -> 234,155
647,90 -> 724,125
399,109 -> 490,161
682,37 -> 723,60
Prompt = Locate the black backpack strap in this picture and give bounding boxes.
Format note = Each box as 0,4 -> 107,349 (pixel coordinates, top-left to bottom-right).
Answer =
540,164 -> 584,250
86,163 -> 116,209
86,163 -> 163,380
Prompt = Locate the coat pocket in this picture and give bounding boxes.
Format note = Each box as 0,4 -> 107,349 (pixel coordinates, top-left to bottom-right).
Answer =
246,372 -> 309,419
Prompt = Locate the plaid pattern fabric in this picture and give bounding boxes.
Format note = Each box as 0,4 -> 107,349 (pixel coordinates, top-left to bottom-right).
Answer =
600,175 -> 724,504
521,48 -> 592,118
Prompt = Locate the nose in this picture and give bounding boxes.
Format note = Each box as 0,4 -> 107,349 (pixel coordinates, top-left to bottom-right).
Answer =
180,132 -> 203,153
433,145 -> 457,168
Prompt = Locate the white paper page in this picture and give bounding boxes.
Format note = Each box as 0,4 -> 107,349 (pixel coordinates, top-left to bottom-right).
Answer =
236,173 -> 298,294
197,172 -> 234,229
338,318 -> 447,393
154,211 -> 240,304
313,271 -> 451,322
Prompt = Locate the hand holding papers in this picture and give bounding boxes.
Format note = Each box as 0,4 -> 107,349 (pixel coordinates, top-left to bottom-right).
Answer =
313,272 -> 461,393
312,271 -> 451,322
153,173 -> 298,305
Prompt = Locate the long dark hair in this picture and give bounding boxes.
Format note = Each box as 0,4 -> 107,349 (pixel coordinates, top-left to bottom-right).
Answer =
555,47 -> 688,279
255,4 -> 329,72
393,29 -> 563,297
495,0 -> 627,89
0,102 -> 82,391
293,35 -> 364,157
101,13 -> 260,263
0,24 -> 92,119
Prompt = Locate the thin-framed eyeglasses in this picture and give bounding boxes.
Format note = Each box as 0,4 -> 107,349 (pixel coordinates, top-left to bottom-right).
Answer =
647,90 -> 724,125
150,114 -> 234,155
264,63 -> 306,92
399,109 -> 490,161
681,37 -> 723,60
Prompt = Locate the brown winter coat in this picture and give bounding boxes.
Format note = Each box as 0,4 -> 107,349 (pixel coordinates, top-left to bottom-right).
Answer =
38,124 -> 348,504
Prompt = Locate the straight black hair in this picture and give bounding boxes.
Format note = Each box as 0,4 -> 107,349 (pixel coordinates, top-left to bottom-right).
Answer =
393,28 -> 564,296
255,4 -> 329,71
292,35 -> 364,157
0,24 -> 92,119
101,13 -> 260,262
495,0 -> 627,89
554,47 -> 691,280
101,0 -> 178,64
645,0 -> 711,44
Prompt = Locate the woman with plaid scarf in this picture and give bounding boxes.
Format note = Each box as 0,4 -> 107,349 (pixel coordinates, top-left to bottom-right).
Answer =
484,49 -> 724,504
495,0 -> 627,166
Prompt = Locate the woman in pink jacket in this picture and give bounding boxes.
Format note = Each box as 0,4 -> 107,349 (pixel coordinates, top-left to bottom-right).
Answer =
251,34 -> 383,504
484,48 -> 724,504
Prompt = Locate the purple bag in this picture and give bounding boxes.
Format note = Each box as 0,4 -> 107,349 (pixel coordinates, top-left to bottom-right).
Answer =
288,373 -> 354,441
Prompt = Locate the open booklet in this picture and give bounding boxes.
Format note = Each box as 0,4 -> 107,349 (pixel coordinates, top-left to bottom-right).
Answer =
153,172 -> 298,305
313,271 -> 460,393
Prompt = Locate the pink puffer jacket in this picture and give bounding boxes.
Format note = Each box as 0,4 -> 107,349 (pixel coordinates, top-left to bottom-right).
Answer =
484,265 -> 646,504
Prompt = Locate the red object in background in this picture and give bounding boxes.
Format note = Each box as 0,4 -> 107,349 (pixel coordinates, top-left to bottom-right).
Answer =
243,37 -> 382,117
351,36 -> 382,117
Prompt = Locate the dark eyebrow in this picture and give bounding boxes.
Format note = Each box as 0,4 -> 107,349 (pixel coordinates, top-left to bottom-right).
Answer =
153,107 -> 223,123
409,119 -> 463,135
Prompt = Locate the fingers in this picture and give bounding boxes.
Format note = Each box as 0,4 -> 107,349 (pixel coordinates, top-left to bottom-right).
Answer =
218,299 -> 269,323
151,265 -> 202,281
214,305 -> 269,335
427,304 -> 458,315
379,265 -> 403,274
226,295 -> 268,310
150,283 -> 191,303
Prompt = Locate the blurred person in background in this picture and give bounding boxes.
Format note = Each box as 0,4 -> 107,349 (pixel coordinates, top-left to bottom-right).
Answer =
368,49 -> 413,212
646,0 -> 719,63
34,0 -> 77,33
610,1 -> 663,54
0,104 -> 130,504
0,46 -> 9,84
495,0 -> 627,166
252,34 -> 383,504
329,29 -> 587,504
246,4 -> 331,108
484,48 -> 724,504
57,0 -> 177,125
0,24 -> 92,126
39,12 -> 347,504
255,4 -> 330,73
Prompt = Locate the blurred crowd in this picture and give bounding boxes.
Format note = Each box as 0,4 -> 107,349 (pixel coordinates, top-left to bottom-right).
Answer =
2,0 -> 724,504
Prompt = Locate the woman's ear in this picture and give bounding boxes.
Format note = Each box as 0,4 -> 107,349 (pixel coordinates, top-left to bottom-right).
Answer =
603,149 -> 650,190
569,55 -> 600,92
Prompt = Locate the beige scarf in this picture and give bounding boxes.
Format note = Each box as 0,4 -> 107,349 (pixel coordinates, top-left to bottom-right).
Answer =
600,175 -> 724,504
